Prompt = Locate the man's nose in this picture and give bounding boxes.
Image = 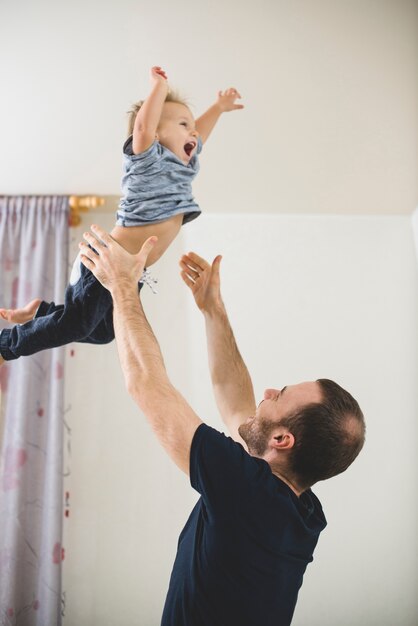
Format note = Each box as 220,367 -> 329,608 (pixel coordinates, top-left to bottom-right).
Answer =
263,388 -> 280,400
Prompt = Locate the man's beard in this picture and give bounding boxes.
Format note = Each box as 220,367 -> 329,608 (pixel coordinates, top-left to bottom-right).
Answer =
238,418 -> 272,456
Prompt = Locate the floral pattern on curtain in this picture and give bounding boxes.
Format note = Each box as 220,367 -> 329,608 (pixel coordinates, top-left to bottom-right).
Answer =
0,196 -> 69,626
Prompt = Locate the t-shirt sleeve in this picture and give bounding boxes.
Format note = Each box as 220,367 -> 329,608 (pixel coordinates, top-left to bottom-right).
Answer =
190,423 -> 270,519
122,136 -> 162,169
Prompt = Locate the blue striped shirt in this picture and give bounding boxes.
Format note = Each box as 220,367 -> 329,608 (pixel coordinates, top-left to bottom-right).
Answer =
117,136 -> 202,226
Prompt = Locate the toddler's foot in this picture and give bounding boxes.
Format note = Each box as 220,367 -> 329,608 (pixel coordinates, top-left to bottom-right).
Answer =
0,298 -> 42,324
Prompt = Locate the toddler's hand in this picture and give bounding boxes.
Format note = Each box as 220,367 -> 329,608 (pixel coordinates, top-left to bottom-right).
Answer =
216,88 -> 244,113
150,66 -> 168,85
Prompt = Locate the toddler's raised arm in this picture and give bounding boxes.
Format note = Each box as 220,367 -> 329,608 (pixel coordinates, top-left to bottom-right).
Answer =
132,66 -> 169,155
195,87 -> 244,144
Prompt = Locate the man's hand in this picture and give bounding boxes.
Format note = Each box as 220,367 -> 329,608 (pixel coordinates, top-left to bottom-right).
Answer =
180,252 -> 223,314
79,224 -> 157,293
150,65 -> 168,87
216,88 -> 244,113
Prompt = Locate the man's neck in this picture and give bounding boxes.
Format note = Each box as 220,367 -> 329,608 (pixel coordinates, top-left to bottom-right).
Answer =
270,469 -> 303,497
258,450 -> 304,496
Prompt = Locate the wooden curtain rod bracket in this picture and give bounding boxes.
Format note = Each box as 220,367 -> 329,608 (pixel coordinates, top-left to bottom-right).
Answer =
69,195 -> 105,227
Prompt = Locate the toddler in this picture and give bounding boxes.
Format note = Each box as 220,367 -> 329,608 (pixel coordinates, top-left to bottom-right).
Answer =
0,66 -> 243,365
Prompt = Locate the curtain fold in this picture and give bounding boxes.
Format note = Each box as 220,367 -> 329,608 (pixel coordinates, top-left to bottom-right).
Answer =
0,196 -> 69,626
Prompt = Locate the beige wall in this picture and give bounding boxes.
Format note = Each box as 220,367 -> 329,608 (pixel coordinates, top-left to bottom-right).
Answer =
0,0 -> 417,213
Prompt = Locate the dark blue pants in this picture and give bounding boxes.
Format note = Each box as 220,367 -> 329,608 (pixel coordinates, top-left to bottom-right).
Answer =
0,263 -> 142,361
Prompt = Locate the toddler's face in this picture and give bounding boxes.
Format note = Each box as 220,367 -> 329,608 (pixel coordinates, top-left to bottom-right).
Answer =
156,102 -> 199,164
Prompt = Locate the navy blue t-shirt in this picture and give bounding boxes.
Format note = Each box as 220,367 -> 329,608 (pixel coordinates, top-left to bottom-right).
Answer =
161,424 -> 327,626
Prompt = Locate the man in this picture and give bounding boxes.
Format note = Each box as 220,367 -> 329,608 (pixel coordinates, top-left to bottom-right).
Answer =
79,225 -> 365,626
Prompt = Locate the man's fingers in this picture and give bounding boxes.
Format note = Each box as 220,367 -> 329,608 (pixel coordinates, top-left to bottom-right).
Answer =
180,252 -> 222,282
80,253 -> 95,270
179,259 -> 190,272
138,236 -> 158,261
81,234 -> 100,256
180,259 -> 201,281
180,257 -> 202,285
90,224 -> 113,246
180,270 -> 196,289
212,255 -> 222,275
179,257 -> 199,272
78,241 -> 97,260
184,252 -> 208,271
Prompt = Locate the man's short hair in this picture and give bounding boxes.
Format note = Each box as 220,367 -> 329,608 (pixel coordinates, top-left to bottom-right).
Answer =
280,379 -> 365,490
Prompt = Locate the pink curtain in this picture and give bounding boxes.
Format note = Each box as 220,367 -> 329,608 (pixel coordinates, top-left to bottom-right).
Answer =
0,196 -> 69,626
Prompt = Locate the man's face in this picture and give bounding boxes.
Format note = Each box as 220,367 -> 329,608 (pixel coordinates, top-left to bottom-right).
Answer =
238,381 -> 322,456
156,102 -> 199,164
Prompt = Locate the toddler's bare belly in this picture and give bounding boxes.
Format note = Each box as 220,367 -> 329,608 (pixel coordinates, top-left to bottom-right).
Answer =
110,214 -> 183,266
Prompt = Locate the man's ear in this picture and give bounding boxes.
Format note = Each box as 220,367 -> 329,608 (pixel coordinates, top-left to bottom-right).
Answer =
270,431 -> 295,451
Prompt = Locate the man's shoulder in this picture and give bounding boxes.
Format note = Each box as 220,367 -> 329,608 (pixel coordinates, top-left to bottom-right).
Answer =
191,423 -> 271,487
192,423 -> 246,454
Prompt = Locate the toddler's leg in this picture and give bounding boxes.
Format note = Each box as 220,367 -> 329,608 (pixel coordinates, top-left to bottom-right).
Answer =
0,263 -> 114,361
34,299 -> 116,345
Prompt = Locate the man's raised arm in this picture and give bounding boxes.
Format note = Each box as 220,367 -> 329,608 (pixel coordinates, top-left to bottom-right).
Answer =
180,252 -> 256,446
79,226 -> 202,475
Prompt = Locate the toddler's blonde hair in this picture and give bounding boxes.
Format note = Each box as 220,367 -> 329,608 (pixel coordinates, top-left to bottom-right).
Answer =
127,90 -> 189,137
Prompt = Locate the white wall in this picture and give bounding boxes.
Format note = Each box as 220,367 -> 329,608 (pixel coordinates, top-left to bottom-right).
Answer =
62,211 -> 418,626
0,0 -> 417,214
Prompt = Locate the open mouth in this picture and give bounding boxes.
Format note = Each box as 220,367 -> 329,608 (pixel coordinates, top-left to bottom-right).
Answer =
184,141 -> 196,157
